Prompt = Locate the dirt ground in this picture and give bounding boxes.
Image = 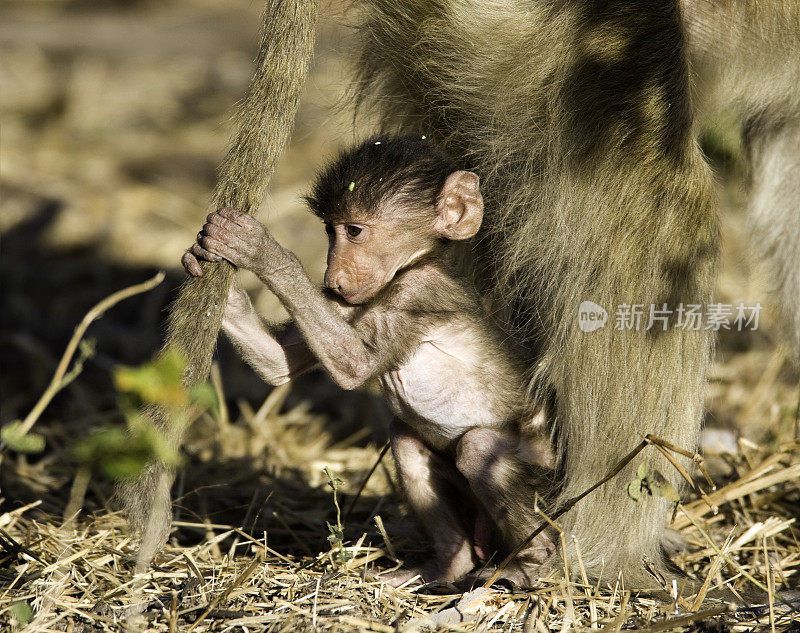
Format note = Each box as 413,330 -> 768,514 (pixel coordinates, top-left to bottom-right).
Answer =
1,1 -> 798,631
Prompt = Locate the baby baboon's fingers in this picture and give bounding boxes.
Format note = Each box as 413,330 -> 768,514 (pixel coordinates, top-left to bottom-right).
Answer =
217,206 -> 250,227
199,235 -> 239,266
192,237 -> 223,261
182,250 -> 203,277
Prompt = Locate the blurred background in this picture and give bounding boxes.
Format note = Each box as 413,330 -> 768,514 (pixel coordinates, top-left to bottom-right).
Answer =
1,0 -> 797,543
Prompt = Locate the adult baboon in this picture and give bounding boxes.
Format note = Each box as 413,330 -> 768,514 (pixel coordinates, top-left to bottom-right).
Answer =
351,1 -> 718,590
121,0 -> 800,589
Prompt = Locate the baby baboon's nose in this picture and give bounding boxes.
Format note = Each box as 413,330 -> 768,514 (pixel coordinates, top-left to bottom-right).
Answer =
324,268 -> 344,294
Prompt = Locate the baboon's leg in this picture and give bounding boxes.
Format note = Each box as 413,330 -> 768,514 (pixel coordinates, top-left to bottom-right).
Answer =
387,419 -> 477,585
746,119 -> 800,361
455,428 -> 556,588
682,0 -> 800,358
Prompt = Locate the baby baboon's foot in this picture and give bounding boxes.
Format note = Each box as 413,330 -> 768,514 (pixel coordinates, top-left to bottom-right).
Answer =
521,531 -> 557,566
379,553 -> 476,588
493,560 -> 547,589
379,564 -> 460,588
461,560 -> 544,590
488,533 -> 557,589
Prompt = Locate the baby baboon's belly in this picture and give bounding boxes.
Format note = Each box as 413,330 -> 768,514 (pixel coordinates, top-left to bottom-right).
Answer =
380,339 -> 502,451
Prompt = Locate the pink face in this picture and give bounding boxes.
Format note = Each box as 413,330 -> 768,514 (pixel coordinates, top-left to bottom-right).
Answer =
323,215 -> 433,304
322,170 -> 484,304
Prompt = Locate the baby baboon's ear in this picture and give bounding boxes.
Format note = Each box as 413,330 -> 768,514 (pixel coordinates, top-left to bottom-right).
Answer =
435,171 -> 484,240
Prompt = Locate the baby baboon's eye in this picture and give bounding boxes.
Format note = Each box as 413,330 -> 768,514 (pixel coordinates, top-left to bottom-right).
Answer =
345,224 -> 363,238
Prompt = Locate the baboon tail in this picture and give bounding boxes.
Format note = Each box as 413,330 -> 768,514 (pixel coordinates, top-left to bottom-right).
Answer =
117,0 -> 319,571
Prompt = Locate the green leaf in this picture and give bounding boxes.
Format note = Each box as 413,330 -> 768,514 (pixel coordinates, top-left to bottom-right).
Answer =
10,600 -> 33,624
1,421 -> 45,454
323,466 -> 344,490
102,454 -> 151,481
73,421 -> 181,482
188,382 -> 218,413
648,469 -> 681,503
113,348 -> 188,407
327,521 -> 344,543
335,548 -> 353,564
626,460 -> 682,504
627,459 -> 649,502
78,338 -> 97,360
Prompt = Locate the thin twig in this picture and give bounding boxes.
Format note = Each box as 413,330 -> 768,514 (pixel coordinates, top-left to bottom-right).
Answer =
343,442 -> 390,524
647,434 -> 717,495
16,272 -> 166,437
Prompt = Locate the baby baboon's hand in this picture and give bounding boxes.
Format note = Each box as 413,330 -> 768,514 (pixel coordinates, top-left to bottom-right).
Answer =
196,207 -> 283,275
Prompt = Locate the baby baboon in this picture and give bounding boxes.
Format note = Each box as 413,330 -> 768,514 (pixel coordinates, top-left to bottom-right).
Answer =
184,136 -> 556,586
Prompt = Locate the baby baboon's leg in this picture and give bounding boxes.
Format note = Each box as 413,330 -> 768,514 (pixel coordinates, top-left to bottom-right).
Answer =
455,428 -> 556,588
388,419 -> 477,585
746,119 -> 800,361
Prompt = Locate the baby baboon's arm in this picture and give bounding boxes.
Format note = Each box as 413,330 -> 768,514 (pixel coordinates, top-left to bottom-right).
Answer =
193,209 -> 422,390
220,286 -> 317,385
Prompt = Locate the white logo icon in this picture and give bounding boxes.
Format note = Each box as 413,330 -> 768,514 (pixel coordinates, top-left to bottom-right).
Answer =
578,301 -> 608,332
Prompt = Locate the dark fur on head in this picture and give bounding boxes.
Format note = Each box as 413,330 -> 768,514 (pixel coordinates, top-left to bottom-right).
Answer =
305,135 -> 459,222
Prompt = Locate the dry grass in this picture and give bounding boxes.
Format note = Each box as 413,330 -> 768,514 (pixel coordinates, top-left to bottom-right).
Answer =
1,0 -> 799,631
0,379 -> 798,632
